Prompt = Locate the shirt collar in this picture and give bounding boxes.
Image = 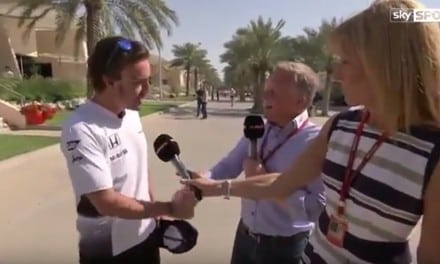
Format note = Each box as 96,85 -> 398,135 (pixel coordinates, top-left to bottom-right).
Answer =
293,110 -> 309,129
85,100 -> 125,121
268,110 -> 309,129
267,110 -> 309,136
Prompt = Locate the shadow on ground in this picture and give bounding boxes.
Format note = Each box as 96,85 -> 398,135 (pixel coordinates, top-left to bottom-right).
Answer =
164,105 -> 251,120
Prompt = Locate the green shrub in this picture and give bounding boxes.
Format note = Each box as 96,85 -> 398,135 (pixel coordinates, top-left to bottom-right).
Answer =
0,78 -> 21,102
0,77 -> 86,103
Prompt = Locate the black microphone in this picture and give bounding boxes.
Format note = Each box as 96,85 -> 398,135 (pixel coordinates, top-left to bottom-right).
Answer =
243,115 -> 265,159
153,134 -> 202,201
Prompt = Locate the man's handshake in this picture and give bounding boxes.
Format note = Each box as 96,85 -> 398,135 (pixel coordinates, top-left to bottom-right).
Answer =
176,158 -> 268,198
169,188 -> 199,219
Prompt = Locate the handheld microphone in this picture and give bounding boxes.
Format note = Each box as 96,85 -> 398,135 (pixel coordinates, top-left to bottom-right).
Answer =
153,134 -> 202,201
243,115 -> 265,159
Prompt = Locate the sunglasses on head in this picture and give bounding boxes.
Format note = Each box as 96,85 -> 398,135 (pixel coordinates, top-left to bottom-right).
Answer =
105,39 -> 133,70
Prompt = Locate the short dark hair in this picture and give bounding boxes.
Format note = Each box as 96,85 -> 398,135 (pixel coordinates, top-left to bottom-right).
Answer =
87,36 -> 150,92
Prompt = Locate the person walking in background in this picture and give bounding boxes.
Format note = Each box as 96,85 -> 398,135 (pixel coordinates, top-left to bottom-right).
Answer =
230,87 -> 236,107
209,84 -> 215,101
216,88 -> 220,101
195,87 -> 203,117
200,85 -> 208,119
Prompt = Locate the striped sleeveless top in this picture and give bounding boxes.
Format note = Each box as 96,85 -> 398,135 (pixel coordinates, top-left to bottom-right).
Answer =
302,110 -> 440,264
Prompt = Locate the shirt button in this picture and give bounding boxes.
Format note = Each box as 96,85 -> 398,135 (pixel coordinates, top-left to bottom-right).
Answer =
251,212 -> 255,216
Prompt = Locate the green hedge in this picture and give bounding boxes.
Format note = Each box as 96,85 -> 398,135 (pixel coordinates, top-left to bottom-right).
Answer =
0,77 -> 86,103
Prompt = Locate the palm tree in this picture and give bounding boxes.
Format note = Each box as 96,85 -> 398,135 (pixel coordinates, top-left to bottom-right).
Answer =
192,57 -> 210,92
223,63 -> 250,102
170,42 -> 208,96
7,0 -> 179,97
221,17 -> 291,113
198,64 -> 221,100
291,18 -> 339,116
201,65 -> 221,87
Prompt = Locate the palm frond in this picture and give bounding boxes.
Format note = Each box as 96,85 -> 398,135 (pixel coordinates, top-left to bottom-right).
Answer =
73,15 -> 86,59
7,0 -> 53,27
6,0 -> 179,57
53,1 -> 81,46
220,16 -> 291,88
109,0 -> 178,48
169,58 -> 185,67
21,6 -> 54,42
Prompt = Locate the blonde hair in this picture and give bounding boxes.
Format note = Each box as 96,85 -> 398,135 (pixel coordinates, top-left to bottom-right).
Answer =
328,0 -> 440,132
274,61 -> 320,106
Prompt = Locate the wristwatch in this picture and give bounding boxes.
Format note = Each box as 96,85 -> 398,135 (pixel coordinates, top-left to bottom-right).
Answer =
223,180 -> 232,200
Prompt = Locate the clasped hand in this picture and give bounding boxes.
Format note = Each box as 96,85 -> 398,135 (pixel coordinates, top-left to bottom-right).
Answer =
169,187 -> 198,219
178,158 -> 266,198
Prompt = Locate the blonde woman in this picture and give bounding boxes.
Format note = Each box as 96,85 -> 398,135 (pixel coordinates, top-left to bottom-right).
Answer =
183,0 -> 440,263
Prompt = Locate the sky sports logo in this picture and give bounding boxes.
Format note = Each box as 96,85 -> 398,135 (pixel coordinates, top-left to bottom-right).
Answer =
390,8 -> 440,22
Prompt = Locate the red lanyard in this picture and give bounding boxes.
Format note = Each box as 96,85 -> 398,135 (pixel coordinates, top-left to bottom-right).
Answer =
259,119 -> 308,164
337,111 -> 387,215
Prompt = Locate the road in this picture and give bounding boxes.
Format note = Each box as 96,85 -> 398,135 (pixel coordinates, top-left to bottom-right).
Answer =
0,101 -> 420,263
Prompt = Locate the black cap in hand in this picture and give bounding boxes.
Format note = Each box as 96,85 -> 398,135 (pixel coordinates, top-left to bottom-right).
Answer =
153,134 -> 180,162
243,115 -> 265,140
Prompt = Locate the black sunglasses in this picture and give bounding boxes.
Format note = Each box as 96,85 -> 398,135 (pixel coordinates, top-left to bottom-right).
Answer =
105,39 -> 133,70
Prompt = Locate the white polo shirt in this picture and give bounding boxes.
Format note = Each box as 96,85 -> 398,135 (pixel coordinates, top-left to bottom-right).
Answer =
60,101 -> 155,257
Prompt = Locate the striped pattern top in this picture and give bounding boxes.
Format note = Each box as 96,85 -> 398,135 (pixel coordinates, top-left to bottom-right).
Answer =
302,110 -> 440,264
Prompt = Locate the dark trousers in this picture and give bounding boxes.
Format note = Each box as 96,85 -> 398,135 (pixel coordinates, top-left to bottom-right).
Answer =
230,220 -> 309,264
79,234 -> 160,264
196,99 -> 202,117
200,102 -> 207,118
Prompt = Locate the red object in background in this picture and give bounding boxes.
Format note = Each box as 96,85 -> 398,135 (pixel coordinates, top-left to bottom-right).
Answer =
42,106 -> 57,120
21,104 -> 55,125
24,109 -> 45,125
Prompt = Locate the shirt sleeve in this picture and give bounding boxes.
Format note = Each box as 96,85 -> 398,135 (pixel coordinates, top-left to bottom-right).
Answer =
303,178 -> 326,222
60,123 -> 113,197
205,136 -> 248,180
285,125 -> 326,222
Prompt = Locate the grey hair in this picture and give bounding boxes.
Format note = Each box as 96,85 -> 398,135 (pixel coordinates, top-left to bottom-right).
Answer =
273,61 -> 321,106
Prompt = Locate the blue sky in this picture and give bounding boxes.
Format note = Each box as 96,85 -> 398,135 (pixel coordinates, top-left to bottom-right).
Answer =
154,0 -> 439,74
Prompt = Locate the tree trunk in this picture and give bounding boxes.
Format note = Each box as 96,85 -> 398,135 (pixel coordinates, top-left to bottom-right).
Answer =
239,86 -> 246,102
321,57 -> 333,116
185,65 -> 190,96
84,0 -> 103,99
211,85 -> 215,101
251,70 -> 264,113
193,68 -> 198,92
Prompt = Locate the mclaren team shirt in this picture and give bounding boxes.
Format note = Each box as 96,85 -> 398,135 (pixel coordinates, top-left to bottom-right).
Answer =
60,100 -> 155,257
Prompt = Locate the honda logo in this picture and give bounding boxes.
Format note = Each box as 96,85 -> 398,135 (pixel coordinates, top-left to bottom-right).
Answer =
108,133 -> 121,149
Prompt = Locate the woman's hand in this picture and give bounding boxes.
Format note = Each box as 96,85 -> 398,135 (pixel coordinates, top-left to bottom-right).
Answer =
180,176 -> 224,197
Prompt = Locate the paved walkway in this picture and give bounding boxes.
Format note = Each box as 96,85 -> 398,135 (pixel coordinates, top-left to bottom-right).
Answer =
0,101 -> 420,263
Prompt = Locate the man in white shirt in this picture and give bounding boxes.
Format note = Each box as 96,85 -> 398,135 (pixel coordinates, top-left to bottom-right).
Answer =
60,36 -> 198,264
230,87 -> 236,107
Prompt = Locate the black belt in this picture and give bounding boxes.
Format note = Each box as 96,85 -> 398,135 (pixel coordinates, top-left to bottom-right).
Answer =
238,220 -> 309,244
